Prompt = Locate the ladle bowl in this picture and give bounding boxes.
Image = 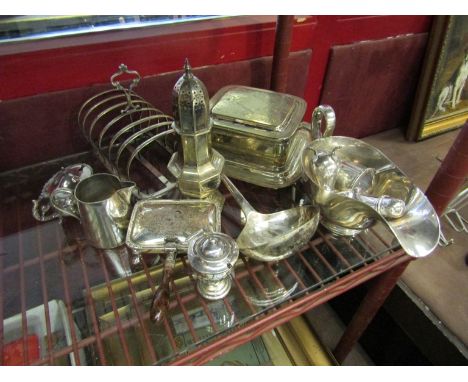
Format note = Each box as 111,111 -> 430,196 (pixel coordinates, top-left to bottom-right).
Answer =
222,175 -> 319,262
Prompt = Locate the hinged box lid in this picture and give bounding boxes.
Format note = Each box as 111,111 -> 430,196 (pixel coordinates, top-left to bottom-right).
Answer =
210,86 -> 306,140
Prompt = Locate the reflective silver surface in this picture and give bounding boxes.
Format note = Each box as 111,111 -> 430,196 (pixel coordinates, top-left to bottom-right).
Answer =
210,86 -> 308,188
188,231 -> 239,300
222,175 -> 320,262
125,199 -> 221,254
211,85 -> 306,139
310,104 -> 336,140
221,127 -> 312,189
51,173 -> 136,249
32,163 -> 93,222
167,59 -> 224,198
125,198 -> 221,322
353,194 -> 406,219
302,146 -> 341,191
302,136 -> 440,258
77,64 -> 176,199
334,160 -> 376,194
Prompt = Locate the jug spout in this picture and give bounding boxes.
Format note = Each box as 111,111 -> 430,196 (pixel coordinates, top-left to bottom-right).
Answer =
106,180 -> 136,221
308,147 -> 342,190
117,181 -> 136,204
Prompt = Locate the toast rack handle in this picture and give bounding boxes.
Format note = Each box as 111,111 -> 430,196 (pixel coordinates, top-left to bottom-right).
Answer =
150,249 -> 176,323
110,64 -> 142,113
110,64 -> 141,92
311,105 -> 336,139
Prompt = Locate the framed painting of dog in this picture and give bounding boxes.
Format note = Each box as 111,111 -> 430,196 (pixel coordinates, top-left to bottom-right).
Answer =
407,16 -> 468,141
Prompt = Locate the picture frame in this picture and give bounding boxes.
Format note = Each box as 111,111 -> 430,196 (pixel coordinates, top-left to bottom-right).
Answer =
407,16 -> 468,141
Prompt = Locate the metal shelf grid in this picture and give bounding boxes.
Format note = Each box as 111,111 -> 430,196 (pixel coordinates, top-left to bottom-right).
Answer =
0,153 -> 408,366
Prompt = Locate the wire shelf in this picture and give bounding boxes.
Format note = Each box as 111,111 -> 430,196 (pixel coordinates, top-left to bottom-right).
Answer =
0,153 -> 408,366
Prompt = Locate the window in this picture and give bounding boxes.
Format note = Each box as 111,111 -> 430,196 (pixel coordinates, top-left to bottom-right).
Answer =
0,15 -> 220,43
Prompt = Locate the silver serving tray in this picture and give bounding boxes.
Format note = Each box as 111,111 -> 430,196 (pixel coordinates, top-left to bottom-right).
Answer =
126,199 -> 221,254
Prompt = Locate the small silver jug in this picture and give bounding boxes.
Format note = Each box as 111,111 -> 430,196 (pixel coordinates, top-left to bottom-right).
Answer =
51,173 -> 136,249
32,163 -> 94,222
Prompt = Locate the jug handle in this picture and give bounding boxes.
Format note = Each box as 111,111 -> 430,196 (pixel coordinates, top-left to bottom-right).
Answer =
32,199 -> 60,222
311,105 -> 336,139
50,188 -> 80,220
150,249 -> 176,323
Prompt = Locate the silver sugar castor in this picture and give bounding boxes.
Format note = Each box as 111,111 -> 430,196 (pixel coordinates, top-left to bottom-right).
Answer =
168,59 -> 224,199
188,231 -> 239,300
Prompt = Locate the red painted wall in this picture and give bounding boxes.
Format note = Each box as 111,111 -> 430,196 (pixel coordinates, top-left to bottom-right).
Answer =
0,15 -> 432,171
0,16 -> 431,107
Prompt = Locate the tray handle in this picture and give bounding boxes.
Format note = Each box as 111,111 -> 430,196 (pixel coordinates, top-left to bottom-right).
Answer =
150,249 -> 176,323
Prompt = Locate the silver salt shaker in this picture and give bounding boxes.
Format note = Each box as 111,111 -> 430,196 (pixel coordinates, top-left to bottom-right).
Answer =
188,232 -> 239,300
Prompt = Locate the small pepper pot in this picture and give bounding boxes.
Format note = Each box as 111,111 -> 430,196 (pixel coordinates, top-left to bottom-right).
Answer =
188,232 -> 239,300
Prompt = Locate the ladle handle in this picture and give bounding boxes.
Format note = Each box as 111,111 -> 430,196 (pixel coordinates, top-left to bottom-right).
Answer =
221,175 -> 256,217
150,250 -> 176,323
